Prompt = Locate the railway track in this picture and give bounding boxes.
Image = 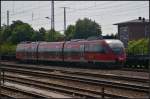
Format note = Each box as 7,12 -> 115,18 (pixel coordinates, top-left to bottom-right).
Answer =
4,74 -> 110,99
122,67 -> 148,72
1,84 -> 50,99
0,63 -> 149,98
1,62 -> 148,82
1,60 -> 149,72
2,66 -> 149,92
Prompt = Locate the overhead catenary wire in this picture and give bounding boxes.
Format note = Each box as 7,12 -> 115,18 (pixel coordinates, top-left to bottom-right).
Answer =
1,1 -> 146,17
1,1 -> 148,34
1,5 -> 148,27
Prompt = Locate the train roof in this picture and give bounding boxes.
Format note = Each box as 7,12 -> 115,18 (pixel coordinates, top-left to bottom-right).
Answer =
105,39 -> 123,43
18,39 -> 123,45
105,39 -> 124,48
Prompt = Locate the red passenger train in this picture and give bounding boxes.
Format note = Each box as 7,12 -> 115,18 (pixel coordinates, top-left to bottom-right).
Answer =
16,39 -> 126,68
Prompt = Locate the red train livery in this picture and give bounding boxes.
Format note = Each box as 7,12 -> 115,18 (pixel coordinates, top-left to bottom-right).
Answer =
16,39 -> 126,67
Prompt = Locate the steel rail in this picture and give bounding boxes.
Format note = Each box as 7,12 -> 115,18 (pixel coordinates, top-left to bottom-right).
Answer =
1,60 -> 149,72
4,74 -> 128,99
1,66 -> 148,93
1,85 -> 50,98
1,63 -> 148,83
122,67 -> 148,72
1,93 -> 17,99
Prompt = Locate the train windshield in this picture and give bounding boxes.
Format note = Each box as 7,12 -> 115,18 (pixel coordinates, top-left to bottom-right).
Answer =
111,47 -> 123,55
105,40 -> 124,55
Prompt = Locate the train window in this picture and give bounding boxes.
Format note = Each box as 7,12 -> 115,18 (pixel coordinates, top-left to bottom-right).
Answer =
111,47 -> 123,55
85,44 -> 107,54
106,41 -> 124,55
89,44 -> 99,52
80,45 -> 84,52
64,45 -> 71,57
84,44 -> 89,52
16,45 -> 24,52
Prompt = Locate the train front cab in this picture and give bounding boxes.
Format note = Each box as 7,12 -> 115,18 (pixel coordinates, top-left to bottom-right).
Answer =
84,40 -> 115,67
84,39 -> 126,68
105,39 -> 126,68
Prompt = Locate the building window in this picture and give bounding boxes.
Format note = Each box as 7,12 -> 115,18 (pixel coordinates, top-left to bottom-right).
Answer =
119,26 -> 128,47
145,25 -> 149,38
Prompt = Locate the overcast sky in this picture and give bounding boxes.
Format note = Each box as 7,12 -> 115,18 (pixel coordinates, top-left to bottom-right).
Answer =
1,1 -> 149,35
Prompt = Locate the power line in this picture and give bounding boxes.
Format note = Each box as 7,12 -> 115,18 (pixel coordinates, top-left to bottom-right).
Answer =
68,2 -> 147,14
1,1 -> 148,34
2,1 -> 145,17
67,5 -> 148,19
2,5 -> 147,26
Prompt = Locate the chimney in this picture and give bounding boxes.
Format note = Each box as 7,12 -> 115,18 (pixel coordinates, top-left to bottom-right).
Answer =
138,17 -> 142,20
142,18 -> 145,22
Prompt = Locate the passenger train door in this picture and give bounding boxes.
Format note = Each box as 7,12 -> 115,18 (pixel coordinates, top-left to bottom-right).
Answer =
80,44 -> 85,61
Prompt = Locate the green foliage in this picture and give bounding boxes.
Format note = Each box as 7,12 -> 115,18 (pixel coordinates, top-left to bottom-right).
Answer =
125,38 -> 149,69
0,25 -> 11,43
45,29 -> 64,42
10,21 -> 34,43
0,42 -> 16,55
127,38 -> 149,55
65,25 -> 75,40
73,18 -> 102,39
32,27 -> 46,41
0,20 -> 35,44
38,27 -> 46,41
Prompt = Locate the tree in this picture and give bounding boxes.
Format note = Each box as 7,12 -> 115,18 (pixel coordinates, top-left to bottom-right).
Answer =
32,31 -> 42,41
73,18 -> 102,39
65,25 -> 75,40
9,20 -> 35,43
0,25 -> 11,43
45,29 -> 64,42
39,27 -> 46,41
32,27 -> 46,41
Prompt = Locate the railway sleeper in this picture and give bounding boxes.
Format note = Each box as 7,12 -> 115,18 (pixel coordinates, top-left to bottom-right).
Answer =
5,77 -> 105,98
1,63 -> 148,83
1,85 -> 49,99
1,67 -> 149,93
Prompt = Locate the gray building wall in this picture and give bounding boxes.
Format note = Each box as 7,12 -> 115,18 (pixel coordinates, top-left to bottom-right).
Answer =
118,23 -> 150,48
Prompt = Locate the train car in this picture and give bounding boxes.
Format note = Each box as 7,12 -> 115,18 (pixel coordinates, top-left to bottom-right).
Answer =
63,40 -> 85,62
16,39 -> 126,68
16,42 -> 39,61
63,39 -> 126,67
38,41 -> 64,62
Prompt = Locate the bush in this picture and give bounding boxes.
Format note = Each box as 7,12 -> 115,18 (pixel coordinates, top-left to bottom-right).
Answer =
127,39 -> 149,55
0,42 -> 16,55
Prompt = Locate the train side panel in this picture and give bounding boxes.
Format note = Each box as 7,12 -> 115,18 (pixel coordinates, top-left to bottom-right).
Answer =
84,40 -> 116,63
63,41 -> 85,62
38,42 -> 64,62
16,42 -> 39,61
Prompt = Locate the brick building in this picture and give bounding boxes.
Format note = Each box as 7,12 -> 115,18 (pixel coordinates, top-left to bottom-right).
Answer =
114,17 -> 150,47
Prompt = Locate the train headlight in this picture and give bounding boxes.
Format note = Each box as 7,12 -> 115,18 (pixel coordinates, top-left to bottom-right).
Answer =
118,57 -> 124,61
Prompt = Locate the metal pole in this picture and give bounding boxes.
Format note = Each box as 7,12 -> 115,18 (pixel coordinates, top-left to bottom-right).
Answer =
51,0 -> 54,30
0,42 -> 1,97
148,1 -> 150,98
64,7 -> 66,34
0,30 -> 1,99
60,7 -> 69,38
7,10 -> 9,26
51,0 -> 54,41
0,66 -> 1,98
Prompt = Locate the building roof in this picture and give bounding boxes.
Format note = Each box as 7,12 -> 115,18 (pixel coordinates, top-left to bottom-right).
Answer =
114,18 -> 149,25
